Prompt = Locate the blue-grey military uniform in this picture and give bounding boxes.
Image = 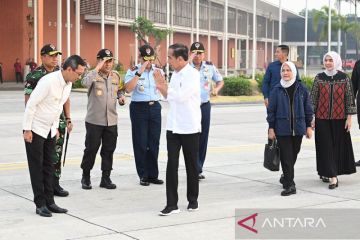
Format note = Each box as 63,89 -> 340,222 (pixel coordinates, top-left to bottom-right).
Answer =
190,61 -> 223,174
125,64 -> 162,181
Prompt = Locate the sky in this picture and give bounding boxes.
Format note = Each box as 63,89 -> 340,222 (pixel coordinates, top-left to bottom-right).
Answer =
265,0 -> 357,15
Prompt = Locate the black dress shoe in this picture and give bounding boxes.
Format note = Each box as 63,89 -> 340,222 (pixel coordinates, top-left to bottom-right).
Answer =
100,176 -> 117,189
140,178 -> 150,186
148,178 -> 164,184
47,203 -> 68,213
36,206 -> 52,217
355,160 -> 360,167
81,176 -> 92,190
329,178 -> 339,189
281,185 -> 296,196
198,174 -> 205,180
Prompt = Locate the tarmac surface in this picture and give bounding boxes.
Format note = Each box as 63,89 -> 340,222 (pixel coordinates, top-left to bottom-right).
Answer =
0,90 -> 360,240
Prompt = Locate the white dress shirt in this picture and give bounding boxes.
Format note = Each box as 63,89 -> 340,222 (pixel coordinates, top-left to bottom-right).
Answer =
23,70 -> 72,138
166,63 -> 201,134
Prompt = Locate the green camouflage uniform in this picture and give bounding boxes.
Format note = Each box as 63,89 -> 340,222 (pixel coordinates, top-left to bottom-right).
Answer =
24,65 -> 66,178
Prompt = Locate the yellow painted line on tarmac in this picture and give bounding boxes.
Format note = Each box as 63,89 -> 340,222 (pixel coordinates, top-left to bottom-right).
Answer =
2,136 -> 360,171
0,154 -> 133,172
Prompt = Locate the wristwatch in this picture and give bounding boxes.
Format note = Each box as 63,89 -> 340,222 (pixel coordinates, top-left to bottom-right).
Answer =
135,71 -> 141,77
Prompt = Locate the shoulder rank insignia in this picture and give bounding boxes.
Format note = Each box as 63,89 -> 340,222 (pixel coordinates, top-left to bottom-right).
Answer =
205,61 -> 213,65
130,65 -> 139,71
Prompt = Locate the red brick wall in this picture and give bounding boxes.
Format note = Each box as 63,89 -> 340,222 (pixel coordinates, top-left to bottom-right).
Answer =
210,36 -> 221,68
0,0 -> 31,81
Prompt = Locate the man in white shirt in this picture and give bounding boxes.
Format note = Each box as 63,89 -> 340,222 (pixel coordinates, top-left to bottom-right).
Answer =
23,55 -> 86,217
154,43 -> 201,216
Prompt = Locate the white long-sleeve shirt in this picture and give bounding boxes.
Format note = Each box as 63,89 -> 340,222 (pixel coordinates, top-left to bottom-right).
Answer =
166,63 -> 201,134
23,70 -> 72,138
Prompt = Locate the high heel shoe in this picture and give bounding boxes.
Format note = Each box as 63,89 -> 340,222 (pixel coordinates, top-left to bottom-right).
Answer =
329,177 -> 338,189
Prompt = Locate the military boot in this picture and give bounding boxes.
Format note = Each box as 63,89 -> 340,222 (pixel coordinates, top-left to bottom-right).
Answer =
81,174 -> 92,190
100,171 -> 116,189
53,177 -> 69,197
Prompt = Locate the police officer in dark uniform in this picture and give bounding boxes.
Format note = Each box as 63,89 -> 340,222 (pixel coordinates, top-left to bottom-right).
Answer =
190,42 -> 224,180
24,44 -> 72,197
124,45 -> 164,186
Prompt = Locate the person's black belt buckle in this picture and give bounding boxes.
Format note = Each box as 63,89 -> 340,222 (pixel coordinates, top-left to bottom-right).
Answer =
201,101 -> 209,106
149,101 -> 155,105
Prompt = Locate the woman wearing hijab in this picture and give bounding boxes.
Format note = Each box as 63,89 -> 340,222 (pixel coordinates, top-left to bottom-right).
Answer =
267,62 -> 313,196
311,51 -> 357,189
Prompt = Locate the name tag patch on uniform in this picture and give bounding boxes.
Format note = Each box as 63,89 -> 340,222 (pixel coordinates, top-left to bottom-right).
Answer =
96,89 -> 103,96
138,77 -> 145,92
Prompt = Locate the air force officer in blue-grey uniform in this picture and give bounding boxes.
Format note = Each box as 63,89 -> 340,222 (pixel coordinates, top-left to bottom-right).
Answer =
190,42 -> 224,180
125,45 -> 164,186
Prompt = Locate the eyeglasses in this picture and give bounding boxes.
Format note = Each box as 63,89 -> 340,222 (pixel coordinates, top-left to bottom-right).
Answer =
73,69 -> 84,78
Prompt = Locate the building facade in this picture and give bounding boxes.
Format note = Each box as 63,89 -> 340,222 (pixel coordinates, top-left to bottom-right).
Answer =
0,0 -> 301,82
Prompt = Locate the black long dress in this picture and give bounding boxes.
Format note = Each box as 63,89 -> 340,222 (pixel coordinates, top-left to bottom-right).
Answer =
311,71 -> 356,177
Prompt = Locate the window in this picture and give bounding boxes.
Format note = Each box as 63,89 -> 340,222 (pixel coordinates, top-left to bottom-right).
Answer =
257,16 -> 266,38
267,19 -> 272,38
210,2 -> 223,32
173,0 -> 192,27
248,13 -> 253,36
139,0 -> 147,18
80,0 -> 100,15
199,0 -> 209,29
228,7 -> 236,34
237,10 -> 247,35
148,0 -> 167,23
274,20 -> 279,40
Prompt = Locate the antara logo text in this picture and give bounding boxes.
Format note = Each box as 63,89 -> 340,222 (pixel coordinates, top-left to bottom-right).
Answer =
238,213 -> 327,234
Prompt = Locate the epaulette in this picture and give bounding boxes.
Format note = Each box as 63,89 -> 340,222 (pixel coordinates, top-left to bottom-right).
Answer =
205,61 -> 213,65
111,70 -> 121,80
130,65 -> 139,71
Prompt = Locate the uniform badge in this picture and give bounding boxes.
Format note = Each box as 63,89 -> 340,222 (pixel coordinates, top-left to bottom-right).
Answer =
96,89 -> 103,96
195,43 -> 200,49
146,48 -> 151,55
105,49 -> 111,56
50,44 -> 55,50
138,85 -> 145,92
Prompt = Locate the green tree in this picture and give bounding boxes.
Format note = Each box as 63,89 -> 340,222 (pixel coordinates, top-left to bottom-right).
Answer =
312,6 -> 338,42
130,17 -> 172,66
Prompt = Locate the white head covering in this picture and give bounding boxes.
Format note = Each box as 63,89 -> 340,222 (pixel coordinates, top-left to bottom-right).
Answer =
323,51 -> 342,76
280,61 -> 297,88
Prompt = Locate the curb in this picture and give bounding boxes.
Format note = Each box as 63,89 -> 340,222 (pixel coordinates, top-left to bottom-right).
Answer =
71,88 -> 263,105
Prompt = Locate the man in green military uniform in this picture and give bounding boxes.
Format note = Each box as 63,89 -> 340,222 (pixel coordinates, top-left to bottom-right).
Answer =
24,44 -> 73,197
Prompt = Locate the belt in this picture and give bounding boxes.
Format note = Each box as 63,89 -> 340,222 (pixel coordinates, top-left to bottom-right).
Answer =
133,101 -> 158,105
201,101 -> 210,106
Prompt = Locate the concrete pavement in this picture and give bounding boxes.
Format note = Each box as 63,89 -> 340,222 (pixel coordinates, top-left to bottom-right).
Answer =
0,91 -> 360,240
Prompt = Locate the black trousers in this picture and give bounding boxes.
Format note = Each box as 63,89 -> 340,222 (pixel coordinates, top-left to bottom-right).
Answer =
130,101 -> 161,179
166,131 -> 200,207
25,132 -> 56,208
277,136 -> 303,188
81,122 -> 118,175
198,101 -> 211,174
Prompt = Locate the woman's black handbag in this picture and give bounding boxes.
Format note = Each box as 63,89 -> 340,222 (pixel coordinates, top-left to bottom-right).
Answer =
263,139 -> 280,171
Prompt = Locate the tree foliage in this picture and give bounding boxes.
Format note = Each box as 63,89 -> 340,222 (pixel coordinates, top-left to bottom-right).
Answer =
130,17 -> 172,64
